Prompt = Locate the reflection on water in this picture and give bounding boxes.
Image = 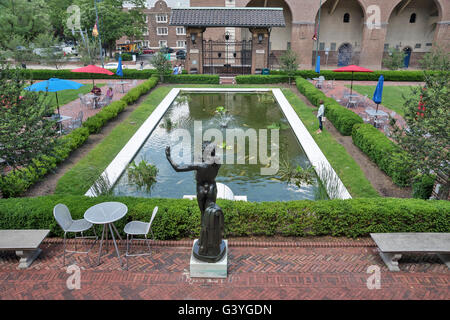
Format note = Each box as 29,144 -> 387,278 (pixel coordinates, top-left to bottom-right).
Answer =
112,92 -> 320,201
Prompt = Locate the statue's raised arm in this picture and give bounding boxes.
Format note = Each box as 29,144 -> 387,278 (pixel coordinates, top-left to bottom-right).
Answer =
165,146 -> 205,172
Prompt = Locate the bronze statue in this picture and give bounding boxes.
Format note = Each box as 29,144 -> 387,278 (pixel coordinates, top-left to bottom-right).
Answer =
165,142 -> 226,263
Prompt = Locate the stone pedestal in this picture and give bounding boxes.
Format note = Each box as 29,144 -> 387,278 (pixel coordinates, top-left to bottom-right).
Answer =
190,240 -> 228,278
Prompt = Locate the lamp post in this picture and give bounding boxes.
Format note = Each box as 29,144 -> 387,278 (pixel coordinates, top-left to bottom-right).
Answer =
314,0 -> 322,65
94,0 -> 104,67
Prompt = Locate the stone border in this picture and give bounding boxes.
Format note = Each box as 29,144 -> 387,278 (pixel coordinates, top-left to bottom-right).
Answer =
43,238 -> 376,248
86,88 -> 351,199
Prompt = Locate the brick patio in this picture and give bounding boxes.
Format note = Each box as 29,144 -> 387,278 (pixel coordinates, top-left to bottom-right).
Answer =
0,239 -> 448,300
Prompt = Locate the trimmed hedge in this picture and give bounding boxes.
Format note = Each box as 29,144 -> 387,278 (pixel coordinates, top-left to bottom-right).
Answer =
296,77 -> 363,135
235,75 -> 290,84
162,74 -> 220,84
0,77 -> 159,197
0,195 -> 448,239
271,70 -> 433,82
351,123 -> 413,187
18,68 -> 159,80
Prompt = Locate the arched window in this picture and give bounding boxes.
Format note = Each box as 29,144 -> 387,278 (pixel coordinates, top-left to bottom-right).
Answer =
343,13 -> 350,23
409,13 -> 416,23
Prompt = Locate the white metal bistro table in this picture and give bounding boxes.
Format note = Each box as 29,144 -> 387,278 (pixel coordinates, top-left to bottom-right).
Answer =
116,81 -> 130,93
46,115 -> 72,135
84,202 -> 127,266
365,108 -> 388,127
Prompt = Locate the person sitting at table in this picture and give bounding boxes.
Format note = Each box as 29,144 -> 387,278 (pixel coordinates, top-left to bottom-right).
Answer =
106,87 -> 113,99
91,85 -> 102,96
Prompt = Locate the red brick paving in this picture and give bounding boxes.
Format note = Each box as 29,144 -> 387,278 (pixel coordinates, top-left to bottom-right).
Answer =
0,239 -> 448,300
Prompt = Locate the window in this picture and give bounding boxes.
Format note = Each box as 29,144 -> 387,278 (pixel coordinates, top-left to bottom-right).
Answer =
143,28 -> 149,36
157,27 -> 168,35
176,27 -> 186,35
159,40 -> 167,48
319,42 -> 325,51
143,41 -> 149,48
415,43 -> 421,49
426,43 -> 433,47
177,40 -> 186,48
384,43 -> 389,52
156,14 -> 167,23
330,42 -> 336,51
287,42 -> 291,50
144,15 -> 148,23
409,13 -> 416,23
343,13 -> 350,23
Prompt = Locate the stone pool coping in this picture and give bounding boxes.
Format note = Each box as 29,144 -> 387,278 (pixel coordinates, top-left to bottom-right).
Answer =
86,88 -> 351,199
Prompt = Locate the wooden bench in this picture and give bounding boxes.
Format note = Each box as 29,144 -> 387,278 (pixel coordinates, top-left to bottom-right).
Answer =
0,230 -> 50,269
370,233 -> 450,271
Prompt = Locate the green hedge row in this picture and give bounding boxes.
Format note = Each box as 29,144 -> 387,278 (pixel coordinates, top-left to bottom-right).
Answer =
18,68 -> 160,80
271,70 -> 431,81
352,123 -> 413,187
295,77 -> 363,135
162,74 -> 220,84
0,77 -> 159,198
0,127 -> 90,198
0,195 -> 448,239
235,75 -> 291,84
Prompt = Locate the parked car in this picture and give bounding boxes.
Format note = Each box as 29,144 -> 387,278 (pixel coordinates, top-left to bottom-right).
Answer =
142,48 -> 155,54
160,47 -> 174,54
104,62 -> 125,69
62,46 -> 78,56
176,49 -> 186,60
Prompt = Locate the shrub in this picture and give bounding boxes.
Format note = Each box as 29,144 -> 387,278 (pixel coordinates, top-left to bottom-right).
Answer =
162,74 -> 220,84
271,70 -> 437,82
295,77 -> 363,135
0,196 -> 448,239
351,123 -> 413,186
412,174 -> 436,199
16,69 -> 159,80
235,75 -> 290,84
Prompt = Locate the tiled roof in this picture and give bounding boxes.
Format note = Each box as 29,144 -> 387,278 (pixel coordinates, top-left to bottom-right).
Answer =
169,7 -> 286,28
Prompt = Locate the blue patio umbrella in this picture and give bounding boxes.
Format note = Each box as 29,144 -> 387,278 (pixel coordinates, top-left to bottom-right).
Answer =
116,56 -> 123,77
25,78 -> 84,116
315,55 -> 321,73
372,75 -> 384,126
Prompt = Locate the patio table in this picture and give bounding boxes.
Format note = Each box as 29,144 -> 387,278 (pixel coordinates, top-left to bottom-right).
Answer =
84,202 -> 128,266
46,114 -> 72,135
85,93 -> 103,108
365,109 -> 388,127
116,81 -> 130,93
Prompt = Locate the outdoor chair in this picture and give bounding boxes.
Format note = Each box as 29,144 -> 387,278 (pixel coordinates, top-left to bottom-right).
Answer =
123,206 -> 158,270
326,79 -> 335,89
53,204 -> 97,266
67,111 -> 83,131
79,94 -> 93,109
358,94 -> 369,108
346,96 -> 358,108
315,76 -> 325,89
97,95 -> 112,108
129,79 -> 138,89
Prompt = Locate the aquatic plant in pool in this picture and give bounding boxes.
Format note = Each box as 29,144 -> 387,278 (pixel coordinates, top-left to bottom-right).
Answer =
112,91 -> 324,201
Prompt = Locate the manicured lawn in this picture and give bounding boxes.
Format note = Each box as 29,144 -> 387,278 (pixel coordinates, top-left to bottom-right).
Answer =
347,85 -> 417,117
55,84 -> 379,198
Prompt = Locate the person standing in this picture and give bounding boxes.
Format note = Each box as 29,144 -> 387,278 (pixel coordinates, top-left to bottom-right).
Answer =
177,63 -> 182,75
140,61 -> 144,71
316,100 -> 325,134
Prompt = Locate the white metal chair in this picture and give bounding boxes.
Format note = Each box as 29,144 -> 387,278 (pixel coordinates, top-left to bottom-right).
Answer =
346,96 -> 359,108
128,79 -> 138,90
53,204 -> 97,266
123,206 -> 158,270
79,94 -> 93,109
97,95 -> 112,108
67,111 -> 83,131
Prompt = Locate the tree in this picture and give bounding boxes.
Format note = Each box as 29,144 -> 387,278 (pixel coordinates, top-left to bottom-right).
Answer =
390,67 -> 449,199
419,45 -> 450,71
65,0 -> 146,58
151,51 -> 172,81
0,0 -> 51,49
33,34 -> 65,69
382,48 -> 406,70
0,65 -> 58,174
280,49 -> 298,85
3,35 -> 35,67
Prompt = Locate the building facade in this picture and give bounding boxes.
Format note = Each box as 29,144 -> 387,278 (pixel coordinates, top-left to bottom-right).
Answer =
121,0 -> 450,70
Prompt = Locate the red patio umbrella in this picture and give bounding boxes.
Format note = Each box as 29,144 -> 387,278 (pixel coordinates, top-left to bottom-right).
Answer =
71,65 -> 114,86
333,65 -> 373,96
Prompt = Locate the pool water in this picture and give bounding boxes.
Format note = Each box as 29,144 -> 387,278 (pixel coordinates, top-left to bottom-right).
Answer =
112,91 -> 322,201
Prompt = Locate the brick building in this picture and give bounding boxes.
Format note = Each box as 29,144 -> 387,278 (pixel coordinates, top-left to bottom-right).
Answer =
120,0 -> 450,71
